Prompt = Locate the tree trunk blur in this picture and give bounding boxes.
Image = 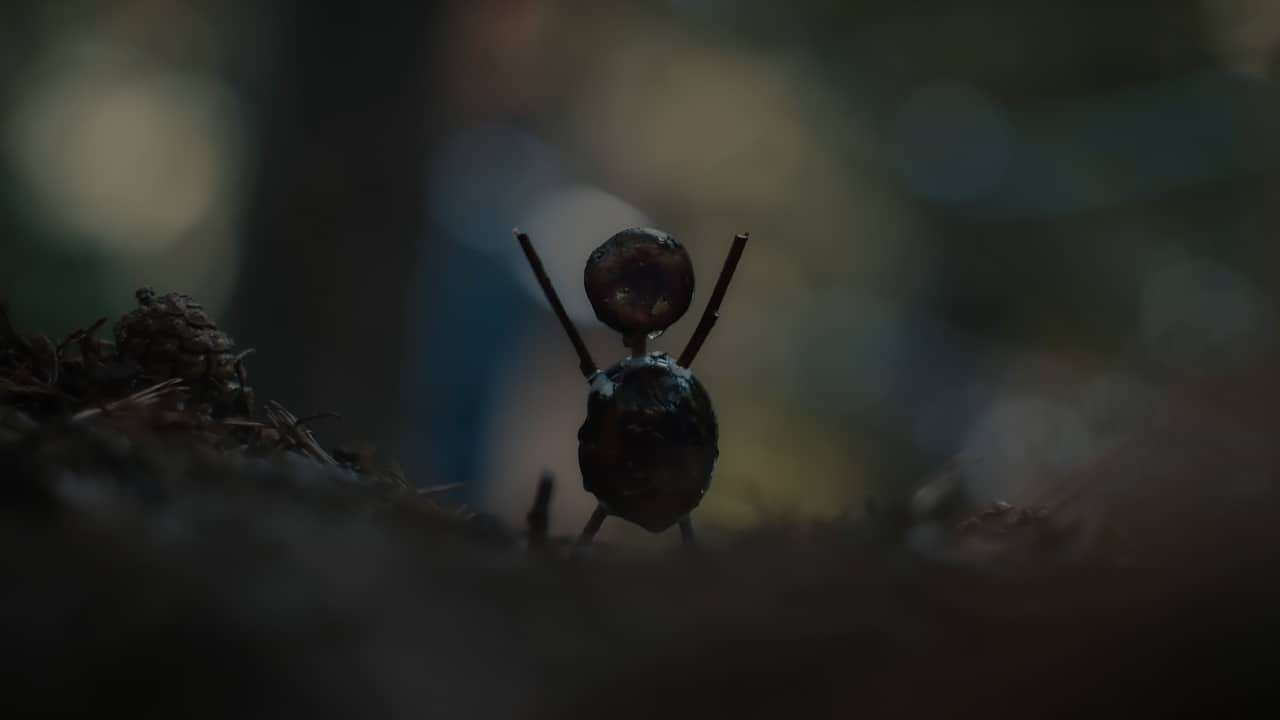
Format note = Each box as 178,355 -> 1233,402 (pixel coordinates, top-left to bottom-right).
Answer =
227,2 -> 443,460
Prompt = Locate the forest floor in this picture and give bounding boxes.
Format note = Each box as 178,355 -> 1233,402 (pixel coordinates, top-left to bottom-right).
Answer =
2,290 -> 1277,718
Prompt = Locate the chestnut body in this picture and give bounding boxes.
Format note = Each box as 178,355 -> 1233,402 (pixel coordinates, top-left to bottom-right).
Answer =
577,353 -> 718,532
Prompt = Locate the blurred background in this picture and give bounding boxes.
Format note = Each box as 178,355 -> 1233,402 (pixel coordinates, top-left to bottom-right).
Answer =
3,0 -> 1280,544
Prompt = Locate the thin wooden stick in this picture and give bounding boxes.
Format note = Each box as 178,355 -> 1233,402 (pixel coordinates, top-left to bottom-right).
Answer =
57,317 -> 107,354
515,229 -> 598,378
577,504 -> 609,547
678,233 -> 749,368
526,471 -> 554,547
70,378 -> 188,423
679,516 -> 698,548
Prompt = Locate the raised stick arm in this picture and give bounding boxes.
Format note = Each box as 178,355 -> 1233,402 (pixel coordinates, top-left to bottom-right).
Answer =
678,232 -> 749,369
515,229 -> 598,378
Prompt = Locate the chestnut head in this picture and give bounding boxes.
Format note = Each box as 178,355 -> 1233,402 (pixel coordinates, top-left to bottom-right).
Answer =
584,228 -> 694,341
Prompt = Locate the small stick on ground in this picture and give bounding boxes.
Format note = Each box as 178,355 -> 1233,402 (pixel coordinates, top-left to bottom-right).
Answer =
526,471 -> 554,547
678,233 -> 749,369
71,378 -> 188,423
263,400 -> 337,465
514,229 -> 598,378
57,317 -> 107,355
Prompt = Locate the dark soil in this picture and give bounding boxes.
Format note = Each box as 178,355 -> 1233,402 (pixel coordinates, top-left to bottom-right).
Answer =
2,291 -> 1277,718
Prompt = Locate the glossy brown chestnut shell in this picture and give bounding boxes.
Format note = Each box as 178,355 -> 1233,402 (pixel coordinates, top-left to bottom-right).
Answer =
577,352 -> 718,532
584,228 -> 695,338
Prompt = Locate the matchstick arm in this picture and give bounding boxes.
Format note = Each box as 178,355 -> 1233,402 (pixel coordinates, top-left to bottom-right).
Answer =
678,233 -> 749,369
514,229 -> 598,378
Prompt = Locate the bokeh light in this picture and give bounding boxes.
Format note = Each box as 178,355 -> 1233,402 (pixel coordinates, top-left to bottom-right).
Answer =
513,184 -> 651,323
3,15 -> 245,319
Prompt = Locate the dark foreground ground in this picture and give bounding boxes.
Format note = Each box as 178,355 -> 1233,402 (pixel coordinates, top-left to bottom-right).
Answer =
3,292 -> 1280,718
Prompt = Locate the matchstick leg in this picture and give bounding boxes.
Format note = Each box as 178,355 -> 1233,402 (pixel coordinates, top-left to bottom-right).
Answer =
577,504 -> 610,547
679,516 -> 698,549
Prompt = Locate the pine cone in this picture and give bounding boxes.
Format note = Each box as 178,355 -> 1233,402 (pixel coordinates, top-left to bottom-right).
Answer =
113,288 -> 251,416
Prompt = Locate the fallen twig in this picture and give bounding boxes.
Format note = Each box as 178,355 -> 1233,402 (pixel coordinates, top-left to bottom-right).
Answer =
263,400 -> 337,465
71,378 -> 189,423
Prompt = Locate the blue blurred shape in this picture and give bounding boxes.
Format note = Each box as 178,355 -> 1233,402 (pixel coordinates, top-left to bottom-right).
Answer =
402,122 -> 565,500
